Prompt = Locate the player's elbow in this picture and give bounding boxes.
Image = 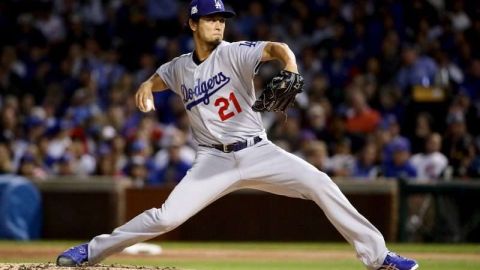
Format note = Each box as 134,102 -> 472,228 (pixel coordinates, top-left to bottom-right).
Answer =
277,42 -> 290,50
271,42 -> 290,54
262,42 -> 295,63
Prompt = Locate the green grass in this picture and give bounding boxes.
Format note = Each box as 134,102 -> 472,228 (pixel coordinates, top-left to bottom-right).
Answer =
108,242 -> 480,270
159,241 -> 480,252
0,241 -> 479,270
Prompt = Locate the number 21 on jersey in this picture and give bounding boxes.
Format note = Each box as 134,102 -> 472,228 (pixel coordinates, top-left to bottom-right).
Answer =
214,91 -> 242,121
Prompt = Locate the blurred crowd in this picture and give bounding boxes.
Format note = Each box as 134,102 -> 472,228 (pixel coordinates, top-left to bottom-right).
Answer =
1,0 -> 480,186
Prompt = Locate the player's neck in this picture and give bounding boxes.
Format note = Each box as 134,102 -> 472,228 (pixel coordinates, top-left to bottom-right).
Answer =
193,40 -> 220,62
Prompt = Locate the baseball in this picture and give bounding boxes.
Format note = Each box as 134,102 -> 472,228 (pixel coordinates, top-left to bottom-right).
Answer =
143,98 -> 154,112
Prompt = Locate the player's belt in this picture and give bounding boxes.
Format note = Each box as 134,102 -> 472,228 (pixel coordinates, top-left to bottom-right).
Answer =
199,136 -> 262,153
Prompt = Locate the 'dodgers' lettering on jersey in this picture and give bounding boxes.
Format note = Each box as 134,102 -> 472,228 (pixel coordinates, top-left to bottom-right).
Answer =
181,72 -> 231,111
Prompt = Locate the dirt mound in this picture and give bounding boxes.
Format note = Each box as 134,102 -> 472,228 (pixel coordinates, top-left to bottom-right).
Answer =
0,264 -> 180,270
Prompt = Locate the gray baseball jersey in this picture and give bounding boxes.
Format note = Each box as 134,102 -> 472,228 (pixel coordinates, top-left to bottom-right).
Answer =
156,41 -> 266,145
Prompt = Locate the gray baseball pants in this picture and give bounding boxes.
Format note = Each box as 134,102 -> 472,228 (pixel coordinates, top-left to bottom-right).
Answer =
88,139 -> 388,269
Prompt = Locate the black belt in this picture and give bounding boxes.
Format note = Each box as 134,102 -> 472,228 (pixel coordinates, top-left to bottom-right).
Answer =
199,136 -> 262,153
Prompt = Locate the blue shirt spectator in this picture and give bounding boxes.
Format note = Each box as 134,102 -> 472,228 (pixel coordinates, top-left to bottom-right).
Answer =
396,46 -> 438,91
382,137 -> 417,179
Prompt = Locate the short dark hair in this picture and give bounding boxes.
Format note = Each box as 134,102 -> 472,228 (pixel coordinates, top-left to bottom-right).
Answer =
184,17 -> 199,35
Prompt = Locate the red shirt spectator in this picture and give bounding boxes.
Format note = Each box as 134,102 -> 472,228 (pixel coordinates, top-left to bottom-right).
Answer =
345,91 -> 381,134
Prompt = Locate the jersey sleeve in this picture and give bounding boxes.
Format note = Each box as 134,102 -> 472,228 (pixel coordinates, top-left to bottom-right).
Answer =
231,41 -> 267,78
155,58 -> 179,94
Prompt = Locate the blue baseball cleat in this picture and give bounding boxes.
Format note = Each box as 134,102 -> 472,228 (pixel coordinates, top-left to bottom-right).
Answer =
56,243 -> 89,266
378,251 -> 419,270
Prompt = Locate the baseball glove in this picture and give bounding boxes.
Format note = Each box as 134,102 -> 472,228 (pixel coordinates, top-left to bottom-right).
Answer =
252,70 -> 304,113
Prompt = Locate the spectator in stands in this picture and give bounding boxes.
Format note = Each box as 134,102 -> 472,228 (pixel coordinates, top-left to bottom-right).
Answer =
93,49 -> 125,108
55,153 -> 75,176
323,45 -> 353,105
433,50 -> 464,91
377,85 -> 405,124
17,153 -> 47,180
68,138 -> 96,176
321,115 -> 353,154
0,0 -> 479,183
234,1 -> 265,39
268,110 -> 303,152
353,143 -> 380,180
305,102 -> 328,138
459,59 -> 480,106
146,0 -> 179,29
1,46 -> 27,82
442,111 -> 475,178
344,88 -> 381,135
396,45 -> 438,92
94,131 -> 124,177
125,156 -> 149,188
410,133 -> 448,180
46,120 -> 73,161
449,1 -> 471,32
468,144 -> 480,177
150,133 -> 193,186
0,98 -> 19,143
361,57 -> 381,100
410,112 -> 434,154
0,143 -> 13,174
80,0 -> 107,27
15,13 -> 47,55
110,135 -> 128,175
95,150 -> 115,176
23,114 -> 47,145
298,47 -> 322,95
382,137 -> 417,179
154,129 -> 195,169
0,58 -> 24,98
284,19 -> 310,56
379,31 -> 401,84
379,114 -> 410,163
35,136 -> 55,171
124,139 -> 156,183
134,53 -> 158,87
328,138 -> 355,177
33,1 -> 66,44
302,140 -> 330,173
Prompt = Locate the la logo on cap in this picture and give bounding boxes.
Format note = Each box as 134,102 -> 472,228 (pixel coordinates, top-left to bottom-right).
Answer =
214,0 -> 222,9
191,5 -> 198,14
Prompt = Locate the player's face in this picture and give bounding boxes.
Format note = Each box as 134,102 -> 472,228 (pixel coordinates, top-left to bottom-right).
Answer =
196,15 -> 226,45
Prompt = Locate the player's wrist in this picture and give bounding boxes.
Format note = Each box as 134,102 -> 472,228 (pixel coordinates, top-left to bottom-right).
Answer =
283,63 -> 298,74
140,81 -> 154,93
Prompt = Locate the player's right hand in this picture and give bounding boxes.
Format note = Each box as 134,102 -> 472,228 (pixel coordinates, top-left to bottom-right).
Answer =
135,83 -> 156,112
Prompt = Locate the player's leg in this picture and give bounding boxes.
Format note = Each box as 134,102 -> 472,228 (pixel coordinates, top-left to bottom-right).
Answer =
237,141 -> 416,270
58,149 -> 242,265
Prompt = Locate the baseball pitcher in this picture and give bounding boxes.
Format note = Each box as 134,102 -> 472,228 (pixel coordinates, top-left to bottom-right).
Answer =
57,1 -> 418,269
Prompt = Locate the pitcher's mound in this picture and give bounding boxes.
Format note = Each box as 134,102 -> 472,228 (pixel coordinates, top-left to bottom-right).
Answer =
0,264 -> 181,270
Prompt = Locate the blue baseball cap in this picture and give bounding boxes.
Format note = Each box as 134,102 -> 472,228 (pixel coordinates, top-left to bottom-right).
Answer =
391,137 -> 411,152
189,0 -> 236,19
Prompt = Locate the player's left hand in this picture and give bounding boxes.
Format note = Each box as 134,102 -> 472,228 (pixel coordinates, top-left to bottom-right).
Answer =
252,70 -> 304,113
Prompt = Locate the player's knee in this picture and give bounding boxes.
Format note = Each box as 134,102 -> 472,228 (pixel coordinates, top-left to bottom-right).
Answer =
300,171 -> 338,199
303,170 -> 335,191
317,171 -> 334,183
305,170 -> 332,184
